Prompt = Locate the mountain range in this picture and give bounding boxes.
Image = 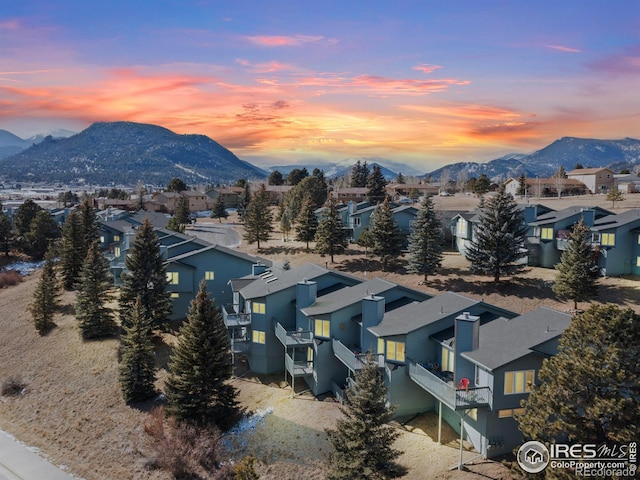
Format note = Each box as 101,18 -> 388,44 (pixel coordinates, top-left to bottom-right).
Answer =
0,122 -> 266,186
1,121 -> 639,186
427,137 -> 640,181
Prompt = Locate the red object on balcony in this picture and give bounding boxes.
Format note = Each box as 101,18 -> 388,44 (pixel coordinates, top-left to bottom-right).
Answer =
457,378 -> 470,391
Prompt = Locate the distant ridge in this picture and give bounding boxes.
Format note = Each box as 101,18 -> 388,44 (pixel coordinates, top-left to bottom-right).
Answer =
0,121 -> 267,186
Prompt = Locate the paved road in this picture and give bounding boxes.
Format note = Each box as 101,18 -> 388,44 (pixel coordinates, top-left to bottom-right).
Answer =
0,430 -> 78,480
186,221 -> 241,247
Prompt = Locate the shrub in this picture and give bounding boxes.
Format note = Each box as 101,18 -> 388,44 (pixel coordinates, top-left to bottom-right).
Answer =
143,406 -> 224,479
1,375 -> 27,396
0,270 -> 22,289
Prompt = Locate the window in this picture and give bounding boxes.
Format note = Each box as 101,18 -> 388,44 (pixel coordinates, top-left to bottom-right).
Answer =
252,302 -> 265,314
314,319 -> 330,338
498,408 -> 526,418
113,235 -> 120,241
114,247 -> 121,258
377,338 -> 385,355
252,330 -> 265,344
307,347 -> 314,363
637,234 -> 640,245
386,341 -> 405,362
637,256 -> 640,268
457,218 -> 467,238
205,271 -> 215,281
100,236 -> 105,243
466,408 -> 477,421
171,293 -> 179,299
353,217 -> 361,227
591,232 -> 601,244
601,233 -> 615,246
541,227 -> 553,240
504,369 -> 535,394
441,346 -> 455,372
166,272 -> 179,285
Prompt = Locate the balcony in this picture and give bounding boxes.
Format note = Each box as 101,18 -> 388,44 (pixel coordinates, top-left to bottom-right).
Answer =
222,305 -> 251,327
407,358 -> 492,411
284,353 -> 313,376
332,339 -> 384,372
556,238 -> 571,251
274,321 -> 314,347
331,376 -> 356,404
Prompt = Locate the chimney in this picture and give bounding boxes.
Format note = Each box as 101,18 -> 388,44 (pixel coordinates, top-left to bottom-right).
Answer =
252,263 -> 267,276
580,209 -> 595,227
454,312 -> 480,384
361,295 -> 385,349
296,279 -> 317,309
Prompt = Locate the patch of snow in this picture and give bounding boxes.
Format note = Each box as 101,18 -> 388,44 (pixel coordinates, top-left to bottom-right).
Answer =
222,407 -> 273,453
2,260 -> 44,275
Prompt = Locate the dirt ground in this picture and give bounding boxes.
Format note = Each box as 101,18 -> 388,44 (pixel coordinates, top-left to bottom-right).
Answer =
0,192 -> 638,480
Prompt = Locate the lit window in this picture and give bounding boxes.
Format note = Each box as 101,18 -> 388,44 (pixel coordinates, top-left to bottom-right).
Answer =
498,408 -> 526,418
457,218 -> 467,238
386,341 -> 405,362
601,233 -> 615,246
541,228 -> 553,240
171,293 -> 179,299
113,235 -> 120,241
307,347 -> 314,363
252,302 -> 265,314
441,346 -> 455,372
377,338 -> 385,355
114,247 -> 121,257
252,330 -> 265,344
637,234 -> 640,245
314,319 -> 330,338
205,271 -> 215,280
166,272 -> 179,285
467,408 -> 477,421
636,257 -> 640,267
100,236 -> 105,243
504,369 -> 535,394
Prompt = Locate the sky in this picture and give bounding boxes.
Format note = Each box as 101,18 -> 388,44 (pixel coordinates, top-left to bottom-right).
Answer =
1,1 -> 639,172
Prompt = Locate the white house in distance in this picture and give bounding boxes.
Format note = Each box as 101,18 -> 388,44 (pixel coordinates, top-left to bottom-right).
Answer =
567,168 -> 615,194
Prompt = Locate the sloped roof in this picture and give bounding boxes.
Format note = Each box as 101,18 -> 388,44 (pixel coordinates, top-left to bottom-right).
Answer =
568,167 -> 614,175
528,206 -> 611,226
301,278 -> 397,316
368,292 -> 480,337
591,208 -> 640,231
462,307 -> 571,370
165,243 -> 272,266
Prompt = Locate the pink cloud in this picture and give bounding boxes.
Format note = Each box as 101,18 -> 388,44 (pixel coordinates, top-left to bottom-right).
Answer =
544,44 -> 582,53
412,64 -> 442,75
244,34 -> 327,47
587,45 -> 640,75
235,58 -> 296,73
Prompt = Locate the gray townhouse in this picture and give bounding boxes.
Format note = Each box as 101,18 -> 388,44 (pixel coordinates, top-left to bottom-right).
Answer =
589,208 -> 640,276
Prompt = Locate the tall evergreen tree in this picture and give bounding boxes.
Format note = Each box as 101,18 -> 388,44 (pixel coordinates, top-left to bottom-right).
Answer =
406,195 -> 443,282
314,196 -> 348,263
13,198 -> 42,238
369,198 -> 403,271
242,184 -> 273,250
30,248 -> 59,334
119,219 -> 172,330
167,194 -> 190,233
465,185 -> 527,282
0,205 -> 12,256
295,196 -> 319,252
366,165 -> 388,202
473,174 -> 491,195
326,355 -> 405,480
518,305 -> 639,452
80,198 -> 99,247
165,280 -> 240,430
60,210 -> 86,290
237,182 -> 252,221
211,195 -> 228,223
356,227 -> 375,257
119,296 -> 157,403
552,219 -> 599,310
76,241 -> 116,340
25,210 -> 61,260
517,173 -> 527,197
166,177 -> 187,193
350,160 -> 370,188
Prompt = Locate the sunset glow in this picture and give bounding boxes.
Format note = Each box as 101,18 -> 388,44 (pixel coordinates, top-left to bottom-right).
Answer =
1,1 -> 639,171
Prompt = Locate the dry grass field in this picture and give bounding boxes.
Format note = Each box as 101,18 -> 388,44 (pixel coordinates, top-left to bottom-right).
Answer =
0,192 -> 639,480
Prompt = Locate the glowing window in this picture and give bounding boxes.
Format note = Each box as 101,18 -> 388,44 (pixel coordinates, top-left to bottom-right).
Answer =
252,330 -> 265,344
441,346 -> 455,372
377,338 -> 385,355
541,228 -> 553,240
386,341 -> 405,362
113,235 -> 120,241
114,247 -> 121,257
166,272 -> 179,285
504,369 -> 535,395
314,319 -> 330,338
205,271 -> 215,280
170,293 -> 179,299
601,233 -> 615,246
252,302 -> 265,314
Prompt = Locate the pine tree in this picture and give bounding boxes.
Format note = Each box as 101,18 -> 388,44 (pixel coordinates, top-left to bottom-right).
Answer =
366,164 -> 388,202
242,184 -> 273,250
25,210 -> 61,260
165,280 -> 240,430
465,185 -> 527,282
314,196 -> 348,263
407,195 -> 443,282
30,248 -> 59,334
119,219 -> 172,330
80,198 -> 99,249
167,195 -> 190,233
326,355 -> 405,480
369,198 -> 403,271
119,296 -> 157,403
552,218 -> 599,310
518,305 -> 639,450
76,241 -> 116,339
211,195 -> 228,223
0,205 -> 12,256
60,210 -> 86,290
517,173 -> 527,197
295,196 -> 319,252
356,227 -> 375,257
237,182 -> 251,221
606,187 -> 625,208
